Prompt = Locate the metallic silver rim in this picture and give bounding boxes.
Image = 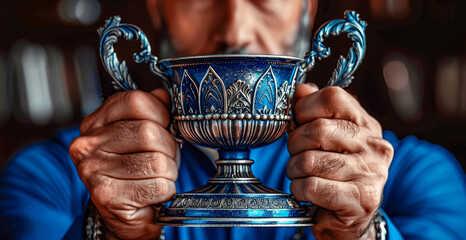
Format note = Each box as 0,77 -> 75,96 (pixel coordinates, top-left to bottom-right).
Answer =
158,217 -> 313,227
159,54 -> 303,64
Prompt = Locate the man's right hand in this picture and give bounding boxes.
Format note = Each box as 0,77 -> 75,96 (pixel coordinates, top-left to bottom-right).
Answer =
69,89 -> 178,240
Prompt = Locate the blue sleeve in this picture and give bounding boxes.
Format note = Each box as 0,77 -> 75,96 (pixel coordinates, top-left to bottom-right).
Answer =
381,208 -> 404,240
0,129 -> 89,239
382,131 -> 466,240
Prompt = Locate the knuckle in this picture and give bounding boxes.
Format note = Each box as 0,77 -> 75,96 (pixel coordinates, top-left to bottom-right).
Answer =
125,90 -> 150,111
312,118 -> 328,132
380,140 -> 394,161
317,119 -> 334,136
320,86 -> 344,107
369,138 -> 394,163
137,120 -> 158,144
69,137 -> 92,163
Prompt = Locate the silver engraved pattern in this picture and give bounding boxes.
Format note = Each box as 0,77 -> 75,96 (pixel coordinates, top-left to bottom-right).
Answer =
171,196 -> 295,209
173,66 -> 294,118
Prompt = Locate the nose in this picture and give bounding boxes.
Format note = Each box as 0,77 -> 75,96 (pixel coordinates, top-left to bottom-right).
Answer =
221,0 -> 253,51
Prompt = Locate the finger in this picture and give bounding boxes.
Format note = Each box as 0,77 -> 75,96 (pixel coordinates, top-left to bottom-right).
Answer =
290,176 -> 360,212
312,208 -> 341,235
294,86 -> 367,126
311,208 -> 355,234
93,177 -> 176,209
76,151 -> 178,181
366,136 -> 394,165
150,88 -> 171,109
287,150 -> 360,181
311,208 -> 374,238
82,90 -> 170,134
69,135 -> 102,164
102,206 -> 163,240
287,118 -> 366,155
292,82 -> 319,105
97,120 -> 177,157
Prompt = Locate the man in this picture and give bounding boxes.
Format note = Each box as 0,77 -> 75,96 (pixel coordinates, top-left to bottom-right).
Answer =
1,0 -> 465,239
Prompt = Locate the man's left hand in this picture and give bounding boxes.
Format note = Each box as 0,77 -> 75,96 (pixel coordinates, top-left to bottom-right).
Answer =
287,83 -> 394,240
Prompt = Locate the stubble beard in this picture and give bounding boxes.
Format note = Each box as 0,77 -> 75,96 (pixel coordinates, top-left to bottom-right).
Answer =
158,0 -> 311,59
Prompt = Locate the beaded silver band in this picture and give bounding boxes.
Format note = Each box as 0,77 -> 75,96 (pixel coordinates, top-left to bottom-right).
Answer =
374,209 -> 388,240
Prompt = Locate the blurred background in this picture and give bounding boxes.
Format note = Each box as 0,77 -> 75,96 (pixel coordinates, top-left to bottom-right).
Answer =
0,0 -> 464,170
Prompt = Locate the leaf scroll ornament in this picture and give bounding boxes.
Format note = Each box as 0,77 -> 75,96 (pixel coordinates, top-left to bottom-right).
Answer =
304,11 -> 367,88
98,16 -> 158,91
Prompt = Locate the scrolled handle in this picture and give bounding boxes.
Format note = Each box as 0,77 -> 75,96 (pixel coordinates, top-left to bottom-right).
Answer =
300,11 -> 367,87
98,16 -> 167,92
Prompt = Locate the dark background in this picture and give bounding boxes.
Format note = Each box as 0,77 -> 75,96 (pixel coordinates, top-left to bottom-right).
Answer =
0,0 -> 465,170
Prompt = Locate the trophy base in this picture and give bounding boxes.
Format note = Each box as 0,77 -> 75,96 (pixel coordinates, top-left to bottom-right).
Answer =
157,183 -> 313,227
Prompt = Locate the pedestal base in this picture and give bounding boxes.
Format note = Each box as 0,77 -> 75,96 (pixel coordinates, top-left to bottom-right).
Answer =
156,159 -> 313,227
157,185 -> 313,227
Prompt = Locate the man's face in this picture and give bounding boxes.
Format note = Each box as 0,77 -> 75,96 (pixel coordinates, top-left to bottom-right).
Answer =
147,0 -> 316,57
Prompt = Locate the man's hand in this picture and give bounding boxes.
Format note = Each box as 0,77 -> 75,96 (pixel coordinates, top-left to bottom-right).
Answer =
287,83 -> 393,240
69,89 -> 177,240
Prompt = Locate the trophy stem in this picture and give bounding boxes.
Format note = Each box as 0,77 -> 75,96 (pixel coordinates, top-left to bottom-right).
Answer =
209,159 -> 260,184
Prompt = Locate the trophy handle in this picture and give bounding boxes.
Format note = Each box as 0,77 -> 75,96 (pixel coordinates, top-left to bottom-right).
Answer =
98,16 -> 169,91
98,16 -> 183,147
298,11 -> 367,88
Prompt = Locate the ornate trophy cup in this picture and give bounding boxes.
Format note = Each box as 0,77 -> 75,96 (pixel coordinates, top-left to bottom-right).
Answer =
98,11 -> 366,227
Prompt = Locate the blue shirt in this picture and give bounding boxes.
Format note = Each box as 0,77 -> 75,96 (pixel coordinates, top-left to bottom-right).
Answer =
0,127 -> 465,239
